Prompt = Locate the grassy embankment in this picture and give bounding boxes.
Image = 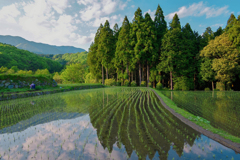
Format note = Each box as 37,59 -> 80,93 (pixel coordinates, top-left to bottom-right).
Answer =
153,88 -> 240,144
0,83 -> 103,94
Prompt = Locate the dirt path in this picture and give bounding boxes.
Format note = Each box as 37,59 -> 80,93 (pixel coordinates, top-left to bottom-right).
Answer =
151,89 -> 240,153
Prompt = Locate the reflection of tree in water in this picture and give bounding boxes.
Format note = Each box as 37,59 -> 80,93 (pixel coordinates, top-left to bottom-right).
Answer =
89,89 -> 200,160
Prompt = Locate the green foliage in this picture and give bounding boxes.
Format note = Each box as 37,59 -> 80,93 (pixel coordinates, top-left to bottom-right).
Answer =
156,82 -> 163,90
204,88 -> 211,91
0,66 -> 8,73
200,33 -> 240,85
148,82 -> 152,88
11,66 -> 19,72
53,72 -> 62,84
169,13 -> 181,30
216,82 -> 225,91
173,76 -> 194,91
61,63 -> 85,83
131,81 -> 137,87
85,73 -> 97,84
0,43 -> 62,73
124,79 -> 130,86
140,81 -> 146,87
105,78 -> 116,86
35,86 -> 42,90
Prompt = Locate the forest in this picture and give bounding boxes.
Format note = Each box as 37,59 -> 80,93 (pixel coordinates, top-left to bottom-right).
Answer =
0,43 -> 62,73
87,5 -> 240,91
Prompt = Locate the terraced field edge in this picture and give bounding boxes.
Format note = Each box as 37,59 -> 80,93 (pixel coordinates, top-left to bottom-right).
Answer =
151,88 -> 240,153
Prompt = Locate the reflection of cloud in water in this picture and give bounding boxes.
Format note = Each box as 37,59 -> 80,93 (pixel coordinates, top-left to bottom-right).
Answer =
1,114 -> 240,160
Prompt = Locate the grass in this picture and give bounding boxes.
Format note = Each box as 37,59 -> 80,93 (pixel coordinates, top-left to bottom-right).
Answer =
153,88 -> 240,144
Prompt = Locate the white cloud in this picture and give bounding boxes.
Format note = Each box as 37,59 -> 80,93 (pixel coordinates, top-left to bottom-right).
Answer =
143,9 -> 156,20
166,1 -> 229,20
78,0 -> 128,21
91,14 -> 122,27
0,3 -> 21,24
75,33 -> 95,44
211,24 -> 223,27
131,5 -> 135,8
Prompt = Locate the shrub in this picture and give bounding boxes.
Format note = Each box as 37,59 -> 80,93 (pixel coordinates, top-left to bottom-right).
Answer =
216,82 -> 225,91
35,86 -> 42,90
148,82 -> 152,88
131,81 -> 137,87
105,78 -> 115,86
156,82 -> 163,90
204,87 -> 211,91
214,89 -> 220,91
116,82 -> 121,86
173,76 -> 193,91
140,81 -> 146,87
124,79 -> 130,86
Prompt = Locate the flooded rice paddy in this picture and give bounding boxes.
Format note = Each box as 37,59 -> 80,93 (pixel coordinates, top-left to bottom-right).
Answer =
0,88 -> 239,160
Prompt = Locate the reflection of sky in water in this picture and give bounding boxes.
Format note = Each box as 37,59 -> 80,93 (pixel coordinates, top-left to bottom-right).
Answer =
0,114 -> 239,160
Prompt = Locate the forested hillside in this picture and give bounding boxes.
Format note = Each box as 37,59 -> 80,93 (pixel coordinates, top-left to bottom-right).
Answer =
87,4 -> 240,91
0,43 -> 62,73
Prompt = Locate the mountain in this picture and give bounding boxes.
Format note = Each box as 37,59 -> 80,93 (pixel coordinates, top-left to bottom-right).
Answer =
0,35 -> 85,55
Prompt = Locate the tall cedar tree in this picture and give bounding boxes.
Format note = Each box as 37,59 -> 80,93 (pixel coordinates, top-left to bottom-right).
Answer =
131,7 -> 145,85
199,27 -> 215,89
142,13 -> 158,87
154,4 -> 167,87
115,16 -> 132,83
159,13 -> 181,90
227,18 -> 240,52
180,23 -> 197,90
214,27 -> 223,38
97,20 -> 115,84
87,24 -> 103,81
225,13 -> 237,32
200,33 -> 240,89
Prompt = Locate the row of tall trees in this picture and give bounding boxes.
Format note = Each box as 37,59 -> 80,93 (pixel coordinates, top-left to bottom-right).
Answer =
87,4 -> 240,90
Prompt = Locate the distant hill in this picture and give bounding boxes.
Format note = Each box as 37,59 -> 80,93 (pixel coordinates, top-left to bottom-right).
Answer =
0,35 -> 85,55
0,43 -> 62,73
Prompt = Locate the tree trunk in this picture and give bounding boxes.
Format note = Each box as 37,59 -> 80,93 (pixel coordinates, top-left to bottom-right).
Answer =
194,73 -> 196,91
162,78 -> 164,88
153,80 -> 155,88
147,61 -> 149,87
142,63 -> 144,81
170,71 -> 173,90
159,71 -> 161,83
106,67 -> 108,79
117,72 -> 118,83
121,69 -> 124,86
139,62 -> 141,86
131,71 -> 133,82
212,81 -> 214,91
102,64 -> 104,85
135,70 -> 136,81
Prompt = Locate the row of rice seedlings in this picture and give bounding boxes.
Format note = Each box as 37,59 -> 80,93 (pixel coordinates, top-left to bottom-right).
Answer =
132,90 -> 156,159
117,92 -> 139,147
150,91 -> 199,146
90,89 -> 133,124
98,90 -> 139,141
144,91 -> 172,144
151,92 -> 191,137
91,93 -> 126,130
90,91 -> 127,123
126,91 -> 142,152
106,90 -> 140,150
137,91 -> 162,155
78,129 -> 93,159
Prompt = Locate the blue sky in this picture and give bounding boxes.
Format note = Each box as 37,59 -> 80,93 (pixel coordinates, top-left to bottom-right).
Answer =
0,0 -> 239,51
